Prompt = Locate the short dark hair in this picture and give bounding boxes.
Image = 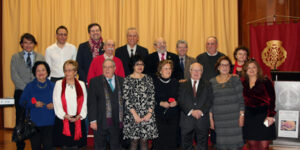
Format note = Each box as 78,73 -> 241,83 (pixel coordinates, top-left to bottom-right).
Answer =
233,46 -> 249,61
129,55 -> 145,73
32,61 -> 51,77
56,25 -> 68,34
19,33 -> 37,47
88,23 -> 102,33
215,56 -> 232,74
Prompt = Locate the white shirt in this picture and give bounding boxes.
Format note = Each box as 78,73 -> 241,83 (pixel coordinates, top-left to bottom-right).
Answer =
53,80 -> 87,120
191,79 -> 199,91
127,44 -> 137,57
104,53 -> 114,59
158,51 -> 167,61
45,42 -> 77,78
206,51 -> 218,56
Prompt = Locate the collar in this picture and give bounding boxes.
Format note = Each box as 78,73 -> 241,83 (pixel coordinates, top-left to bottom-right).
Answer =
206,51 -> 218,56
105,75 -> 115,81
104,53 -> 114,59
127,44 -> 137,50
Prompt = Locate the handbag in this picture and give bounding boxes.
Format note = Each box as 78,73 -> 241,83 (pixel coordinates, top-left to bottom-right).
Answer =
12,100 -> 38,142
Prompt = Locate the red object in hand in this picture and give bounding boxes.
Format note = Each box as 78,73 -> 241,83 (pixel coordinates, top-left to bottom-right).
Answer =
168,98 -> 175,103
31,97 -> 37,104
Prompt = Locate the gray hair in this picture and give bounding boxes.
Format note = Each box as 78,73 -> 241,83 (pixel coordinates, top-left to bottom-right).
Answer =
102,59 -> 116,68
176,40 -> 188,48
103,39 -> 115,46
207,36 -> 218,44
126,27 -> 139,36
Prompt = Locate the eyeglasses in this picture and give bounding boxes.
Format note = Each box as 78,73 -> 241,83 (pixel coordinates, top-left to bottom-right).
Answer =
135,63 -> 144,66
219,64 -> 230,67
57,33 -> 68,36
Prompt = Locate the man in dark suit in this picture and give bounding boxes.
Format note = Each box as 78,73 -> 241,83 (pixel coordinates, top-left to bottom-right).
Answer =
115,27 -> 148,76
178,62 -> 213,150
144,37 -> 183,79
87,59 -> 124,150
76,23 -> 104,84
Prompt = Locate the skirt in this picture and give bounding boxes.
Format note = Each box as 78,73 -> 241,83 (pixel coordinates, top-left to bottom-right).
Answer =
243,106 -> 276,140
53,117 -> 87,147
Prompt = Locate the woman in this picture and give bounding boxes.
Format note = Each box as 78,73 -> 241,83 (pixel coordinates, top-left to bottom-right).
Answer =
233,46 -> 249,76
242,59 -> 276,150
53,60 -> 87,149
153,60 -> 179,150
123,55 -> 158,150
19,61 -> 55,150
209,56 -> 245,150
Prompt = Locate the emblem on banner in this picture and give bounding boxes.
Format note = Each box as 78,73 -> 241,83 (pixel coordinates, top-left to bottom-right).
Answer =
261,40 -> 287,70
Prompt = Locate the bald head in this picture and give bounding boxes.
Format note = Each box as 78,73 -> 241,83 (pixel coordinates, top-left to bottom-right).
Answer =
104,39 -> 115,57
190,62 -> 203,80
206,36 -> 218,55
153,37 -> 167,53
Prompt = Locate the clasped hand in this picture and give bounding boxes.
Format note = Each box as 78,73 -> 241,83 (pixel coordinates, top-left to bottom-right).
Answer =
191,110 -> 203,119
133,113 -> 152,124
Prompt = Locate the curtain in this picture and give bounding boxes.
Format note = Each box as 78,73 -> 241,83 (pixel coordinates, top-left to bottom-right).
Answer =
3,0 -> 238,127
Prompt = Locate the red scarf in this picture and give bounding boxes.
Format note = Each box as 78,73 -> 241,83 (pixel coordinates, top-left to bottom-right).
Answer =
233,61 -> 243,75
61,78 -> 84,140
89,37 -> 103,58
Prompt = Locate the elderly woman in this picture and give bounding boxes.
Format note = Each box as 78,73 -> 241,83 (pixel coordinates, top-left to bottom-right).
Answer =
233,46 -> 249,76
19,61 -> 55,150
242,59 -> 276,150
153,60 -> 179,150
53,60 -> 87,149
209,56 -> 245,150
123,55 -> 158,150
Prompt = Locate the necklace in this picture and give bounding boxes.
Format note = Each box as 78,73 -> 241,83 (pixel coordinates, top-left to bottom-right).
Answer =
159,77 -> 171,84
37,82 -> 47,89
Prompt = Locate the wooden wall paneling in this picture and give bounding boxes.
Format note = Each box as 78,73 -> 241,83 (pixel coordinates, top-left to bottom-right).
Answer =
0,0 -> 4,128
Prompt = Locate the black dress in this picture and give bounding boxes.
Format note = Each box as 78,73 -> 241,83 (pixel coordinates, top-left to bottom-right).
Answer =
153,76 -> 179,150
242,78 -> 276,140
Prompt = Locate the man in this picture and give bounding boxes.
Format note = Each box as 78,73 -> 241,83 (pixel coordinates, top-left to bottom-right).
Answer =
178,63 -> 213,150
76,23 -> 104,84
88,59 -> 124,150
10,33 -> 45,150
45,25 -> 77,82
87,39 -> 125,84
144,37 -> 183,79
176,40 -> 196,82
196,36 -> 225,80
115,27 -> 148,76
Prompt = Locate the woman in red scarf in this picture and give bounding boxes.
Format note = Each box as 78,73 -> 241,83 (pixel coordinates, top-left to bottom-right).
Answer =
53,60 -> 87,149
233,46 -> 249,77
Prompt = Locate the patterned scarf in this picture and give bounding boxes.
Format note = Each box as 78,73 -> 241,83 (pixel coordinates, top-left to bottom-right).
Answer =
61,78 -> 84,141
103,76 -> 123,124
89,37 -> 103,58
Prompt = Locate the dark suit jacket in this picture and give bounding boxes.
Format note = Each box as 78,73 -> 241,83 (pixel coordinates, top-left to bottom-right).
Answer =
76,41 -> 104,83
181,55 -> 196,80
178,78 -> 213,130
115,44 -> 148,76
87,75 -> 124,130
145,51 -> 183,80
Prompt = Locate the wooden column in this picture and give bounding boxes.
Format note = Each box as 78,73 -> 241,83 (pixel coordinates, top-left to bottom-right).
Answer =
0,0 -> 4,128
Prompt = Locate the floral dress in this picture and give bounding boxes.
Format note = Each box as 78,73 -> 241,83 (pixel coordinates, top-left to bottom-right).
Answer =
123,75 -> 158,140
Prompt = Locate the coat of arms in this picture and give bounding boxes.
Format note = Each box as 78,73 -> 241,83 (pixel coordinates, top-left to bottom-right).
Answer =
261,40 -> 287,70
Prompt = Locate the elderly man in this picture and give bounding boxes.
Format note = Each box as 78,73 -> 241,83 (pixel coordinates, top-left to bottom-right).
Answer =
87,39 -> 125,84
196,36 -> 225,80
178,63 -> 213,150
11,33 -> 45,150
88,59 -> 124,150
145,37 -> 182,79
115,27 -> 148,76
176,40 -> 196,82
76,23 -> 104,84
45,25 -> 77,82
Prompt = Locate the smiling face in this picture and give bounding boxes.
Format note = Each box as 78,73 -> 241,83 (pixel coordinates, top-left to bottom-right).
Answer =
160,63 -> 172,79
154,37 -> 167,53
103,60 -> 116,78
104,40 -> 115,57
36,64 -> 48,82
127,29 -> 139,47
133,60 -> 144,74
64,64 -> 77,80
89,25 -> 102,41
218,59 -> 231,75
56,28 -> 68,45
190,63 -> 203,80
206,37 -> 218,55
246,62 -> 258,78
21,38 -> 35,52
236,49 -> 248,63
177,43 -> 188,57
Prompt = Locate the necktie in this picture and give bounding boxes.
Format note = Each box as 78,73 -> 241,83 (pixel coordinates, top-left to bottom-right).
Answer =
108,79 -> 114,91
26,53 -> 31,68
131,49 -> 134,57
193,80 -> 197,97
161,53 -> 165,61
180,57 -> 184,71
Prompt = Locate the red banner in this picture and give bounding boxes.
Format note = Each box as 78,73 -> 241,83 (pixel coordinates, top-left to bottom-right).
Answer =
250,22 -> 300,77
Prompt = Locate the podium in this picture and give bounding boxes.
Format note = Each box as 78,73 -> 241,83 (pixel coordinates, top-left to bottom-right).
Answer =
271,71 -> 300,146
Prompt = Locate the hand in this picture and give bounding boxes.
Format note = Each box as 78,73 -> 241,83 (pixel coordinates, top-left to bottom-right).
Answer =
265,117 -> 275,126
210,118 -> 215,130
35,101 -> 44,108
239,116 -> 244,127
64,114 -> 75,122
179,79 -> 187,83
133,114 -> 142,124
169,101 -> 177,107
142,113 -> 152,122
75,115 -> 82,121
160,101 -> 170,109
46,103 -> 54,110
90,122 -> 97,131
191,110 -> 202,119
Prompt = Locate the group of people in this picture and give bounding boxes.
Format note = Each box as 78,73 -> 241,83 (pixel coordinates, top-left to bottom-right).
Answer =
10,23 -> 276,150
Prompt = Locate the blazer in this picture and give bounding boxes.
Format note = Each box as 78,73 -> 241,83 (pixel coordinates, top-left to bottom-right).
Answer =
178,79 -> 213,130
182,55 -> 196,80
115,44 -> 149,76
145,51 -> 183,80
87,75 -> 124,130
76,41 -> 104,83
